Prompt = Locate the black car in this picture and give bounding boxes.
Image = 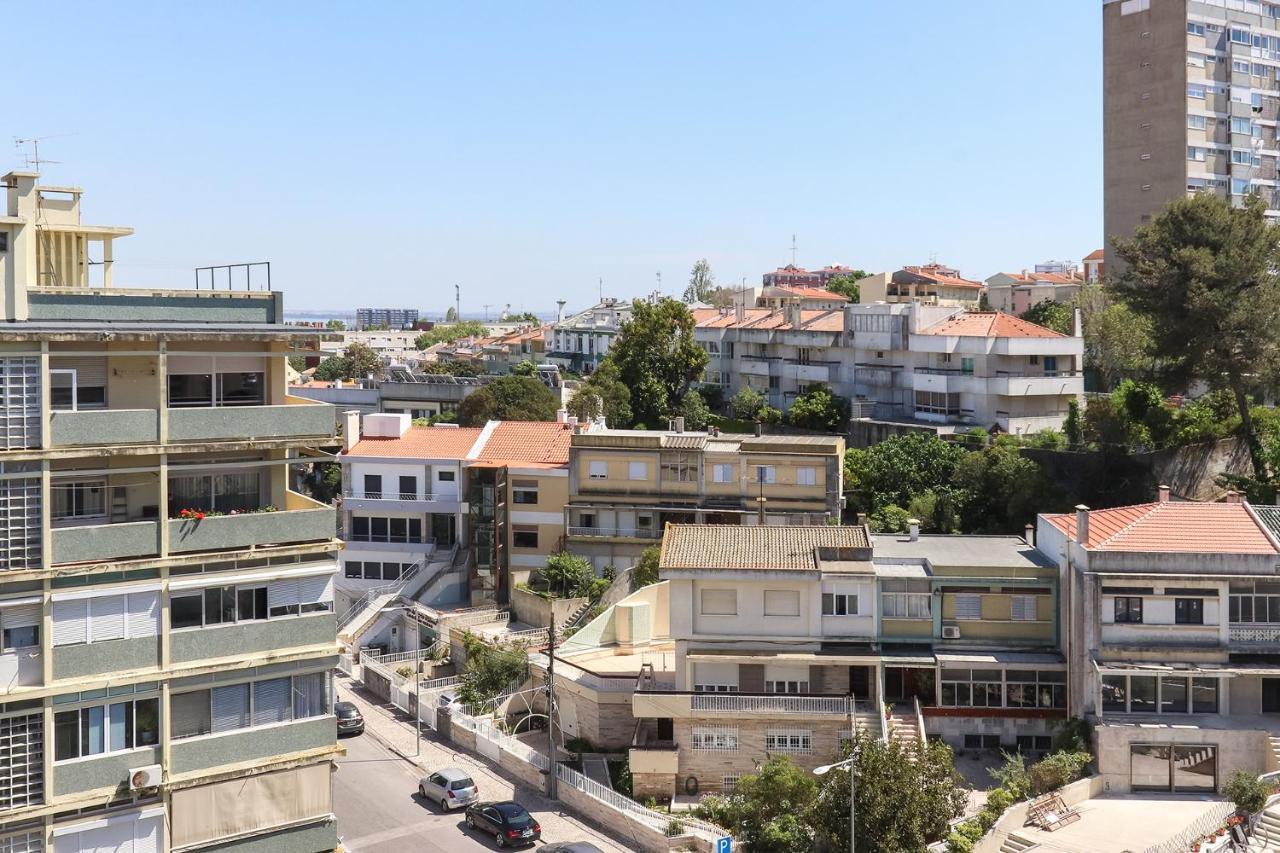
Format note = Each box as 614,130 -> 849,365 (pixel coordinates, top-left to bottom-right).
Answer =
540,844 -> 604,853
464,801 -> 541,848
335,701 -> 364,735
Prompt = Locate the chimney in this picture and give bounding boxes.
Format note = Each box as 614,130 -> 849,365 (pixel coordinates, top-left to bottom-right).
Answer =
673,416 -> 685,434
754,419 -> 763,437
908,518 -> 920,542
1073,306 -> 1083,338
735,297 -> 746,324
1157,484 -> 1170,503
343,410 -> 361,452
856,512 -> 868,526
790,299 -> 802,331
1074,505 -> 1090,546
556,409 -> 569,423
1226,489 -> 1242,504
556,300 -> 567,324
1024,523 -> 1035,547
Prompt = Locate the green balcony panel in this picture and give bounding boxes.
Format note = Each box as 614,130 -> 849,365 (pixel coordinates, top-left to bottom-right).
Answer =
28,292 -> 279,324
168,506 -> 335,554
168,403 -> 334,443
52,521 -> 161,565
50,409 -> 159,447
169,717 -> 334,776
53,746 -> 161,797
170,615 -> 336,665
195,820 -> 337,853
52,637 -> 160,681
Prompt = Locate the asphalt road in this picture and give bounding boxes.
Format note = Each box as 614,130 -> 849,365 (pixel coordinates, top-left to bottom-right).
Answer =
335,730 -> 505,853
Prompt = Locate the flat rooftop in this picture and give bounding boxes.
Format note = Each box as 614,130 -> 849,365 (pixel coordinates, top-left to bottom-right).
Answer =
1016,793 -> 1227,853
871,534 -> 1055,570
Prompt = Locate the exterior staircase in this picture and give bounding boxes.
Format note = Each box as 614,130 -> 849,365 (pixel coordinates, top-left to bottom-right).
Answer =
338,546 -> 461,647
1269,734 -> 1280,770
1253,801 -> 1280,852
998,832 -> 1039,853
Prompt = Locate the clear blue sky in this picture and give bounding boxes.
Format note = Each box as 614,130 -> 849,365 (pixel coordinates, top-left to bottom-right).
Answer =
8,2 -> 1101,315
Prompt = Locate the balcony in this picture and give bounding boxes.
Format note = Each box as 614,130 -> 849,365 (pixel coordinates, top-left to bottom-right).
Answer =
169,491 -> 335,553
0,647 -> 41,691
738,357 -> 772,377
52,520 -> 162,564
632,690 -> 855,720
341,489 -> 464,513
1230,624 -> 1280,644
345,536 -> 436,556
782,361 -> 832,383
990,371 -> 1084,397
567,525 -> 663,541
168,397 -> 334,442
50,408 -> 159,447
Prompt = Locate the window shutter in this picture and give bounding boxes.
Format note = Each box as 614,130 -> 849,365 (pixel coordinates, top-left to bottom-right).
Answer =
297,575 -> 333,607
1,604 -> 39,630
211,684 -> 250,733
268,579 -> 301,610
133,814 -> 162,853
52,600 -> 88,646
252,678 -> 291,726
127,592 -> 161,638
954,594 -> 982,621
89,595 -> 127,642
1011,595 -> 1037,622
49,356 -> 107,387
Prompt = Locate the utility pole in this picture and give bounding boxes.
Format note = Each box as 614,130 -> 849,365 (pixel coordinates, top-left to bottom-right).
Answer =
414,659 -> 422,756
790,234 -> 798,266
545,615 -> 558,799
455,284 -> 461,322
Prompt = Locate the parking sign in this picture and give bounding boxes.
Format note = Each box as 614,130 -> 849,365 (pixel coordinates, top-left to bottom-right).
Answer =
716,837 -> 732,853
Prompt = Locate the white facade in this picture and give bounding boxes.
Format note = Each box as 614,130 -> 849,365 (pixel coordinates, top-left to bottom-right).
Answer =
547,298 -> 633,371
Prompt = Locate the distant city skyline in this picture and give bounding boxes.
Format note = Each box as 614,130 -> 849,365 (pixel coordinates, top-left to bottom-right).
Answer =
8,2 -> 1101,312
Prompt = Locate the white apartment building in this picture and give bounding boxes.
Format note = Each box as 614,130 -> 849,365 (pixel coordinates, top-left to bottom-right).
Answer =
546,297 -> 633,372
696,302 -> 1084,436
984,268 -> 1086,316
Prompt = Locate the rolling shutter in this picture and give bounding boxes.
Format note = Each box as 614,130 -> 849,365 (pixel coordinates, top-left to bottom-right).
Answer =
954,594 -> 982,621
127,592 -> 160,638
1,603 -> 39,630
211,684 -> 250,733
251,678 -> 291,726
89,595 -> 126,642
297,575 -> 333,607
51,600 -> 88,646
267,580 -> 300,611
49,356 -> 107,388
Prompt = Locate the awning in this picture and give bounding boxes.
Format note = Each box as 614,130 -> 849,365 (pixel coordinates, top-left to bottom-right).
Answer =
936,651 -> 1066,667
1088,659 -> 1280,677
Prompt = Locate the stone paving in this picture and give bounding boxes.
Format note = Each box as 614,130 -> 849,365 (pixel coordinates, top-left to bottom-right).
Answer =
334,672 -> 632,852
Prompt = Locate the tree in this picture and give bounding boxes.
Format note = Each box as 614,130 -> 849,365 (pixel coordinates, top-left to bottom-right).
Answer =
456,375 -> 559,426
1224,770 -> 1270,815
811,731 -> 968,853
415,320 -> 488,350
1078,285 -> 1156,389
456,632 -> 529,707
510,360 -> 538,377
1019,300 -> 1074,335
952,443 -> 1058,534
534,552 -> 596,599
504,311 -> 541,324
730,387 -> 765,421
678,389 -> 711,430
567,358 -> 633,427
683,258 -> 716,303
312,355 -> 349,382
445,306 -> 458,322
312,342 -> 381,382
287,354 -> 307,372
325,319 -> 346,331
609,298 -> 707,427
786,385 -> 851,432
1113,192 -> 1280,477
845,433 -> 969,511
694,756 -> 817,853
826,271 -> 868,302
631,546 -> 660,591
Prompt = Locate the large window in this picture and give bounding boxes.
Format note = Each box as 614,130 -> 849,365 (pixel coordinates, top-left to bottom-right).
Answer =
914,391 -> 959,417
0,604 -> 39,651
168,360 -> 265,408
940,669 -> 1066,709
344,561 -> 412,581
1175,598 -> 1204,625
1114,597 -> 1143,624
512,526 -> 539,549
50,480 -> 107,523
51,591 -> 160,646
765,730 -> 812,753
1229,581 -> 1280,623
512,480 -> 538,504
53,696 -> 160,761
1103,673 -> 1217,714
350,516 -> 425,543
690,727 -> 738,751
168,471 -> 261,515
822,592 -> 858,616
171,671 -> 332,741
49,359 -> 107,411
881,580 -> 931,619
712,464 -> 735,484
170,574 -> 330,629
660,453 -> 696,483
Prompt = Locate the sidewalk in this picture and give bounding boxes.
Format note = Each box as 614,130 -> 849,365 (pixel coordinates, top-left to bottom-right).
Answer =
334,672 -> 634,852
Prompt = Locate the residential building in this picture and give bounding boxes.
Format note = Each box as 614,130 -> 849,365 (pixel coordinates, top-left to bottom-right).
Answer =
434,324 -> 550,373
1083,249 -> 1106,283
857,264 -> 985,308
1039,491 -> 1280,794
695,301 -> 1084,436
564,428 -> 845,572
755,285 -> 850,311
0,171 -> 341,852
546,298 -> 633,373
626,523 -> 1063,798
761,264 -> 859,288
1103,0 -> 1280,270
355,307 -> 419,330
984,268 -> 1086,315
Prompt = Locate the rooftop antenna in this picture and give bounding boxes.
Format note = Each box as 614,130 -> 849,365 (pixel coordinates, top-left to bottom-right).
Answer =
656,271 -> 662,296
14,136 -> 66,171
928,251 -> 938,266
482,304 -> 492,322
598,276 -> 603,302
454,284 -> 460,323
790,234 -> 798,266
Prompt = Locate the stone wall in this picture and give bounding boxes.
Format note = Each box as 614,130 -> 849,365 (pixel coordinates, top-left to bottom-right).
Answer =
1094,724 -> 1266,794
631,771 -> 675,802
671,718 -> 847,794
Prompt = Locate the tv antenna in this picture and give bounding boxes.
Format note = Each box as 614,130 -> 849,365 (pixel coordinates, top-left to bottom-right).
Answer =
14,135 -> 69,171
482,304 -> 492,322
656,271 -> 662,295
790,234 -> 798,266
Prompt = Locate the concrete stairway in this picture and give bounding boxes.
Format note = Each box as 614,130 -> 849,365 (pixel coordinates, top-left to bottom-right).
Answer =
997,832 -> 1038,853
1269,734 -> 1280,770
886,710 -> 921,749
1253,803 -> 1280,852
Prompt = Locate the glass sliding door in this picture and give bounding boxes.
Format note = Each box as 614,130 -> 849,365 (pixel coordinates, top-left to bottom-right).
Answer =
1173,746 -> 1217,791
1130,745 -> 1171,791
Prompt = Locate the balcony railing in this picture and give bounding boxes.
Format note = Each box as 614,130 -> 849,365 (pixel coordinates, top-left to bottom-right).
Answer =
168,491 -> 336,554
1230,623 -> 1280,643
566,526 -> 662,540
47,397 -> 333,448
690,693 -> 851,715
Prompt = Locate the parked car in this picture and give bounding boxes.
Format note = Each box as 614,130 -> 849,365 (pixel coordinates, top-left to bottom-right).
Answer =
540,844 -> 604,853
418,767 -> 478,811
465,801 -> 541,848
437,692 -> 462,709
334,701 -> 364,735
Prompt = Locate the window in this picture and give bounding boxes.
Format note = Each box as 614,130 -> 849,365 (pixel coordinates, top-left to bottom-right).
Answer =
755,465 -> 776,485
1016,735 -> 1053,753
512,526 -> 539,549
1232,28 -> 1251,45
960,357 -> 974,376
438,470 -> 455,482
350,515 -> 423,543
169,471 -> 261,515
721,775 -> 740,792
1010,595 -> 1038,622
53,697 -> 160,761
397,476 -> 416,499
1103,673 -> 1216,714
881,580 -> 931,619
588,460 -> 608,480
1229,581 -> 1280,623
1115,597 -> 1143,624
171,672 -> 331,741
712,463 -> 735,484
1187,84 -> 1207,99
660,452 -> 697,482
1233,178 -> 1252,196
50,480 -> 107,522
796,467 -> 817,486
1234,60 -> 1252,74
765,730 -> 812,753
1004,670 -> 1066,709
1188,22 -> 1205,36
512,480 -> 538,504
51,591 -> 160,645
1,604 -> 39,650
954,594 -> 982,620
764,590 -> 800,617
363,475 -> 382,499
690,727 -> 738,751
700,589 -> 737,616
171,576 -> 326,628
765,664 -> 809,693
172,690 -> 213,739
168,367 -> 265,407
49,359 -> 107,411
914,390 -> 960,417
0,232 -> 6,252
822,592 -> 858,616
1187,147 -> 1206,162
171,592 -> 204,629
628,462 -> 648,481
1175,598 -> 1204,625
693,662 -> 739,692
1188,115 -> 1207,130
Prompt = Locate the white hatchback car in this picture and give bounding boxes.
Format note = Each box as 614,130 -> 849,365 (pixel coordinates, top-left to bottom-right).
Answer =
418,767 -> 479,811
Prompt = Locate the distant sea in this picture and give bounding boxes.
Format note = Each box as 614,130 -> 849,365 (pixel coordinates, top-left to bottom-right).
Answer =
285,310 -> 549,325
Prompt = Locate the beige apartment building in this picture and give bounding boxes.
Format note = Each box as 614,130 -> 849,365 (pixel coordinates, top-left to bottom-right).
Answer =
1104,0 -> 1280,269
0,171 -> 341,852
857,264 -> 985,308
564,428 -> 845,571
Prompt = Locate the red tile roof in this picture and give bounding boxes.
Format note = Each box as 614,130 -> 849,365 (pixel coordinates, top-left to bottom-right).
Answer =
1083,249 -> 1105,261
899,265 -> 985,289
1001,271 -> 1083,285
918,311 -> 1066,339
345,425 -> 484,459
693,307 -> 845,332
1043,502 -> 1278,554
776,285 -> 850,302
473,420 -> 575,466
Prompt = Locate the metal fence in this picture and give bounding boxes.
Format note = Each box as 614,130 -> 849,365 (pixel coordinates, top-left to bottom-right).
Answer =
1140,801 -> 1234,853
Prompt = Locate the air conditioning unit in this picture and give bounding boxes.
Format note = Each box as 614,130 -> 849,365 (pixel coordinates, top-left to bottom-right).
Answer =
129,765 -> 162,791
941,625 -> 961,640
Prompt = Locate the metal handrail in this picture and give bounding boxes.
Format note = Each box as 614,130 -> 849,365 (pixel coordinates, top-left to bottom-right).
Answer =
338,545 -> 457,632
567,525 -> 662,539
343,489 -> 437,501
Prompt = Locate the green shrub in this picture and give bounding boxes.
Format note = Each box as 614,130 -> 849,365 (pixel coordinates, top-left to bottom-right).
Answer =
395,665 -> 415,680
1029,750 -> 1091,795
985,786 -> 1015,814
1224,769 -> 1270,815
988,751 -> 1029,800
565,736 -> 595,754
1052,717 -> 1092,754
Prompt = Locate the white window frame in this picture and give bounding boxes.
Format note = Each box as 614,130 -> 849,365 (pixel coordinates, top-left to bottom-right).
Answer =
699,588 -> 737,616
712,463 -> 735,484
628,461 -> 648,481
754,465 -> 776,485
796,466 -> 817,486
822,592 -> 858,616
690,726 -> 738,751
765,729 -> 813,753
588,460 -> 608,480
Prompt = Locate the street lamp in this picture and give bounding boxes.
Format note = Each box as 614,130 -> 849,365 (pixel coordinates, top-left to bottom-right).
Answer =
813,756 -> 856,853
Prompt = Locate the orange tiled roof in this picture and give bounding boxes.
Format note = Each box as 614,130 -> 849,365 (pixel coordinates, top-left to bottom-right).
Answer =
1043,502 -> 1278,554
473,420 -> 575,466
900,265 -> 985,289
776,285 -> 850,302
693,307 -> 844,332
918,311 -> 1065,339
1084,249 -> 1105,261
345,425 -> 485,459
1002,271 -> 1083,285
